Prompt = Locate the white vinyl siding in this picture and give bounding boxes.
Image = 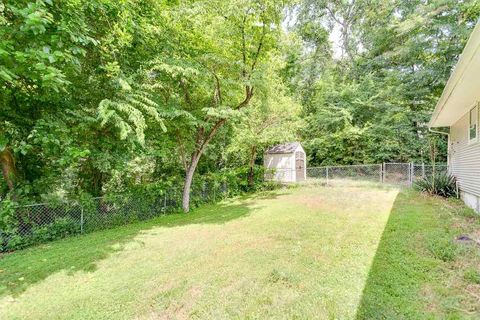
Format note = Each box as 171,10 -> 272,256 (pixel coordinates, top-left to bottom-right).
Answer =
450,111 -> 480,197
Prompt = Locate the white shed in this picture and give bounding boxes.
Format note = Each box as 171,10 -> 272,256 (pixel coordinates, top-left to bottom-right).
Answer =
264,142 -> 306,183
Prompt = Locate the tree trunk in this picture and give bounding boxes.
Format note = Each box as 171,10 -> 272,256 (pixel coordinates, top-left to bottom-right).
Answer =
181,87 -> 253,213
0,148 -> 16,191
182,153 -> 201,213
247,145 -> 257,188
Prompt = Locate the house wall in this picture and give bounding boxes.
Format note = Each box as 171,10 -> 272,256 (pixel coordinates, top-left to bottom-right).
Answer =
264,153 -> 295,182
450,112 -> 480,212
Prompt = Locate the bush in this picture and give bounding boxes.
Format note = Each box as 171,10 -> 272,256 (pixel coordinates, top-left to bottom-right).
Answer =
2,217 -> 80,251
31,217 -> 80,243
414,173 -> 458,198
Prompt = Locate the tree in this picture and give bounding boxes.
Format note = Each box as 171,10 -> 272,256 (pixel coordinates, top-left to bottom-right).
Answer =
147,0 -> 287,212
291,0 -> 479,166
0,0 -> 98,197
0,0 -> 175,201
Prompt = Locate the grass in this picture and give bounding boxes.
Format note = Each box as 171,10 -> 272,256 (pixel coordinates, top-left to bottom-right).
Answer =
0,184 -> 479,319
357,190 -> 480,319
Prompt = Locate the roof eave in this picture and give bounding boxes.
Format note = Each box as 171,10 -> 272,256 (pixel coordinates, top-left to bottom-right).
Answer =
429,21 -> 480,128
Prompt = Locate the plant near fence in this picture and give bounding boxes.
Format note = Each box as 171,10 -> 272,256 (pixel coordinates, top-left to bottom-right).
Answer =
414,173 -> 458,198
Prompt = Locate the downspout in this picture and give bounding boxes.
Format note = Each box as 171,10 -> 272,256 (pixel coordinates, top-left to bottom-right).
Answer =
428,127 -> 458,196
428,127 -> 450,169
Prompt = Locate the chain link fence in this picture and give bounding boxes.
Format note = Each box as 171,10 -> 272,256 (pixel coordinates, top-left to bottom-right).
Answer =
0,182 -> 231,252
1,163 -> 448,252
307,164 -> 383,185
306,163 -> 448,187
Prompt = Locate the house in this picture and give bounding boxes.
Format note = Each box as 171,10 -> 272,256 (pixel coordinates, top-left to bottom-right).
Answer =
429,22 -> 480,212
264,142 -> 306,183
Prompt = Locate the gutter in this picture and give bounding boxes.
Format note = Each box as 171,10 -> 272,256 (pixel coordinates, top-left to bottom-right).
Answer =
428,127 -> 449,136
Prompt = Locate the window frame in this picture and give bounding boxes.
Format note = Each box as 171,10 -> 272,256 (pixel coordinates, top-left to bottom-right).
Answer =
468,103 -> 478,144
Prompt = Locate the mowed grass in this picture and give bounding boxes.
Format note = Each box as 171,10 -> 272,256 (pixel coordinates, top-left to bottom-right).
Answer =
0,184 -> 479,319
0,186 -> 397,319
357,189 -> 480,319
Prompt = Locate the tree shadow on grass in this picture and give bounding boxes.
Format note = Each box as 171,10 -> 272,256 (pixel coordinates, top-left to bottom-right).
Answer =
0,193 -> 279,298
355,190 -> 462,319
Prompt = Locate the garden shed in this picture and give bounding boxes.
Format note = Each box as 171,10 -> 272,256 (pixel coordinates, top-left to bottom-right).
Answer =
264,142 -> 306,183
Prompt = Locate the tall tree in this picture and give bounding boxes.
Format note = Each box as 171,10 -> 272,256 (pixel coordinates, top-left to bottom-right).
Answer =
291,0 -> 479,165
147,0 -> 287,212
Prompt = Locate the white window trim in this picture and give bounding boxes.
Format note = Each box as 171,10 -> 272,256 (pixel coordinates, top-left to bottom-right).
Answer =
468,103 -> 478,144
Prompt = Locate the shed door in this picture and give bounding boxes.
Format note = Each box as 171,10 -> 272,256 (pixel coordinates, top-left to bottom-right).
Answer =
295,152 -> 305,181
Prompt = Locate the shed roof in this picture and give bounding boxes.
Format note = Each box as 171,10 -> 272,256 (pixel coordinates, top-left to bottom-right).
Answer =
265,142 -> 301,154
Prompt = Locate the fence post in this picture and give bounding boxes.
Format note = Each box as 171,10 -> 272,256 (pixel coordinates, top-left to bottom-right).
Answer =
382,162 -> 385,183
80,206 -> 84,234
163,191 -> 167,212
409,162 -> 413,186
326,166 -> 329,185
422,163 -> 425,178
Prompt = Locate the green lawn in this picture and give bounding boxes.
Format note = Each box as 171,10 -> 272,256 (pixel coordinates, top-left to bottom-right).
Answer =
0,185 -> 479,319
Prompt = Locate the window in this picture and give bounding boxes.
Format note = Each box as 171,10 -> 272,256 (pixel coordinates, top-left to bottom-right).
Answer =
469,106 -> 478,142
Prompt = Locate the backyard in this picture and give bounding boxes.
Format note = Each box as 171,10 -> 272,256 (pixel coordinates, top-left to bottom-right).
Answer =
1,184 -> 479,319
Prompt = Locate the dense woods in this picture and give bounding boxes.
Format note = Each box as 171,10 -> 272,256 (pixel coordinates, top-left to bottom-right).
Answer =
1,0 -> 479,212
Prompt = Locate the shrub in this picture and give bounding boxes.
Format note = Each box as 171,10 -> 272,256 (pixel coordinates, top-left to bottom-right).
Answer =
1,217 -> 80,251
415,173 -> 458,198
31,217 -> 80,243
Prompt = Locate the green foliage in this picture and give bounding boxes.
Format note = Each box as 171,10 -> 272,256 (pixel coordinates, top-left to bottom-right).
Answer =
415,173 -> 458,198
0,197 -> 15,229
30,218 -> 80,244
2,217 -> 80,251
1,0 -> 293,214
290,0 -> 477,166
98,80 -> 166,145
